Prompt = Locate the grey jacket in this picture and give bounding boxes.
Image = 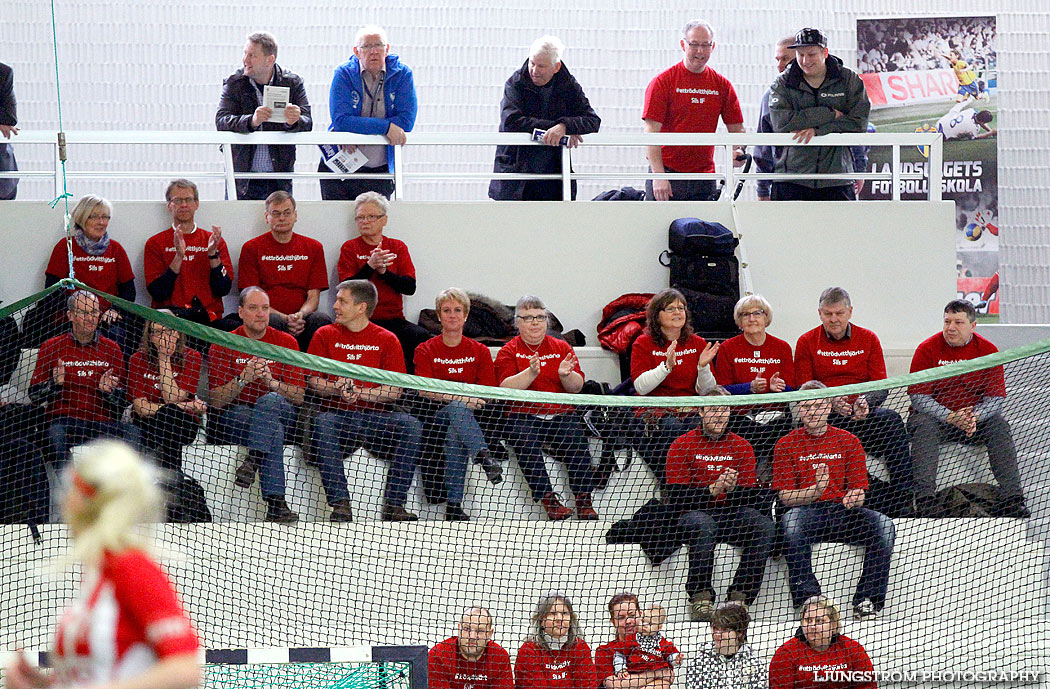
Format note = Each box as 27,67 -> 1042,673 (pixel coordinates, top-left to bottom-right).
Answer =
768,55 -> 870,188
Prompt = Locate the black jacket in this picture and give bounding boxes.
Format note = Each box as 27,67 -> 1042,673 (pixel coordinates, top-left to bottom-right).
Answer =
488,60 -> 599,200
0,62 -> 17,200
215,63 -> 312,197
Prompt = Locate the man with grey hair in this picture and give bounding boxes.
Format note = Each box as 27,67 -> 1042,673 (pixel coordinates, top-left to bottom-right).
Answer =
643,20 -> 746,201
29,290 -> 134,462
320,25 -> 417,200
429,607 -> 513,689
216,31 -> 312,200
489,35 -> 600,201
794,287 -> 913,516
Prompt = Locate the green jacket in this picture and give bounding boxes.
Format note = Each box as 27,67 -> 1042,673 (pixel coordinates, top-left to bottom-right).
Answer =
769,55 -> 870,188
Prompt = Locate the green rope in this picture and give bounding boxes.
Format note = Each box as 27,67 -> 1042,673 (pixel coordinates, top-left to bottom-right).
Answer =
48,0 -> 74,279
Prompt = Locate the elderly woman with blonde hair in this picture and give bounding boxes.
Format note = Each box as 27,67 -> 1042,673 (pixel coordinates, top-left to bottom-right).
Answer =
3,440 -> 201,689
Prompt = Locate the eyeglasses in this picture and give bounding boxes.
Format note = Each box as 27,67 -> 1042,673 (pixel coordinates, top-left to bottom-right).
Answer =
358,43 -> 386,52
355,214 -> 386,223
662,306 -> 687,313
169,197 -> 196,205
516,315 -> 548,324
268,209 -> 295,218
685,41 -> 714,50
88,213 -> 111,221
740,310 -> 767,319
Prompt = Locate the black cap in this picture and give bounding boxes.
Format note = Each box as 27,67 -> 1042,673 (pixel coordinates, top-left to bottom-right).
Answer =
790,28 -> 827,49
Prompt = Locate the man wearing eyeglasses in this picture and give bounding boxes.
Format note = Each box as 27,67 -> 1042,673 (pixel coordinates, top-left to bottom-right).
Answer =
319,25 -> 417,201
643,20 -> 746,202
236,191 -> 331,351
768,28 -> 870,201
215,31 -> 312,201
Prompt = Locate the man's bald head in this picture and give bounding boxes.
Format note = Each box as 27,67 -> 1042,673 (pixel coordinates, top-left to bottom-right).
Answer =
457,607 -> 495,661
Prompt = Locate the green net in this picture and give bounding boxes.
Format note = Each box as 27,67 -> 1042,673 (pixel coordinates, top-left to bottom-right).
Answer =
1,282 -> 1048,687
204,662 -> 411,689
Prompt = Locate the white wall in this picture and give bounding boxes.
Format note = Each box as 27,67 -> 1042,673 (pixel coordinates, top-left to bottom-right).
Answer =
0,199 -> 955,351
1,0 -> 1048,321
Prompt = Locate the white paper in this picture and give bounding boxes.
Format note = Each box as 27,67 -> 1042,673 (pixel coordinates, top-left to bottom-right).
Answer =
263,85 -> 291,124
322,145 -> 369,175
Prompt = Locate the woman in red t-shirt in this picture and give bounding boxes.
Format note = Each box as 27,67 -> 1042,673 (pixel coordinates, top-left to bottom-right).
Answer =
336,191 -> 431,371
629,289 -> 718,487
3,440 -> 200,689
712,294 -> 796,484
128,315 -> 205,472
515,592 -> 597,689
37,195 -> 138,354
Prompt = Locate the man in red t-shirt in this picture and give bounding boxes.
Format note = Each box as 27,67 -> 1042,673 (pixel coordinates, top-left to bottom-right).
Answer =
208,287 -> 305,523
307,279 -> 420,522
772,381 -> 895,619
143,179 -> 233,325
665,388 -> 774,621
769,596 -> 875,689
429,607 -> 513,689
908,299 -> 1027,517
642,20 -> 745,201
236,191 -> 332,351
794,286 -> 912,517
29,291 -> 133,461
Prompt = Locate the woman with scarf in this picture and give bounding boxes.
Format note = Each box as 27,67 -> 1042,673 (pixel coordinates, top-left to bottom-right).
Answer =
515,592 -> 596,689
41,194 -> 138,354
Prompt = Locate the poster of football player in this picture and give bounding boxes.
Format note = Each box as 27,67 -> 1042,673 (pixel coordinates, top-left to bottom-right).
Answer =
856,15 -> 999,316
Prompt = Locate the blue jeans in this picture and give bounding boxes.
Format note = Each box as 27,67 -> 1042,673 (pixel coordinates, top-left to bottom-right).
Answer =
313,409 -> 421,507
214,393 -> 297,498
781,501 -> 896,610
504,413 -> 594,501
679,507 -> 775,604
48,417 -> 139,463
436,401 -> 488,503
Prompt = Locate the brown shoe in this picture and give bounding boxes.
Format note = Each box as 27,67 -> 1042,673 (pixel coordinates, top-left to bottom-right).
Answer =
540,492 -> 572,521
575,492 -> 598,520
330,500 -> 353,523
234,454 -> 259,488
265,497 -> 299,524
382,504 -> 419,522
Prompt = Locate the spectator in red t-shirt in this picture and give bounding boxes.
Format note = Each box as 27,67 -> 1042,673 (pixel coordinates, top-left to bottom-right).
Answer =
235,191 -> 332,351
336,191 -> 430,371
496,295 -> 596,521
307,279 -> 420,522
143,179 -> 234,326
611,604 -> 681,679
713,294 -> 795,484
128,314 -> 205,472
429,607 -> 513,689
630,289 -> 718,487
769,595 -> 875,689
207,287 -> 305,523
29,291 -> 135,462
773,381 -> 895,618
666,388 -> 774,621
642,20 -> 745,202
515,592 -> 596,689
414,288 -> 503,520
595,593 -> 659,689
794,287 -> 912,516
908,299 -> 1027,517
40,194 -> 138,355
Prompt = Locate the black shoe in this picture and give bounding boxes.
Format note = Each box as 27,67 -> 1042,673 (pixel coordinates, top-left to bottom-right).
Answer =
330,500 -> 353,522
996,495 -> 1031,519
382,504 -> 419,522
474,449 -> 503,484
265,497 -> 299,524
234,453 -> 260,488
445,502 -> 470,521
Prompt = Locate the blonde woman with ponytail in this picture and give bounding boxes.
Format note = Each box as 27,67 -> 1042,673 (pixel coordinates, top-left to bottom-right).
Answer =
4,440 -> 200,689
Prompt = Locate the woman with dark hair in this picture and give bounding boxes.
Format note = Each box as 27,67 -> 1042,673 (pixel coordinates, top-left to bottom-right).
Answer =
515,592 -> 596,689
127,315 -> 205,472
687,603 -> 767,689
630,288 -> 718,486
40,194 -> 138,353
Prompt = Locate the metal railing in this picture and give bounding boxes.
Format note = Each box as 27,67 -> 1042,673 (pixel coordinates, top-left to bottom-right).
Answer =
2,130 -> 943,202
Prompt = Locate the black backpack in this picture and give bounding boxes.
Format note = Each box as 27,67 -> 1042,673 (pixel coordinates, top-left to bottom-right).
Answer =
659,219 -> 741,340
164,471 -> 213,523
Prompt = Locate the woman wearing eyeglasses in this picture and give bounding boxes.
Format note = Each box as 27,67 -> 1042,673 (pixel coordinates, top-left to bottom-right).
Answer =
496,295 -> 597,521
38,194 -> 138,354
712,295 -> 795,484
336,190 -> 430,371
630,289 -> 718,488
